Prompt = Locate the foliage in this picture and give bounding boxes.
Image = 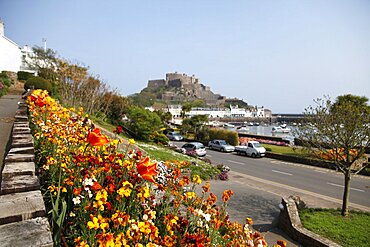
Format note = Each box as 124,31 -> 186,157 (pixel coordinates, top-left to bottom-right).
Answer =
102,92 -> 131,125
25,76 -> 53,92
17,71 -> 34,81
154,110 -> 172,123
182,115 -> 209,140
126,106 -> 165,142
297,94 -> 370,216
27,89 -> 270,246
129,91 -> 158,107
25,46 -> 59,81
0,72 -> 13,97
208,128 -> 239,146
299,208 -> 370,247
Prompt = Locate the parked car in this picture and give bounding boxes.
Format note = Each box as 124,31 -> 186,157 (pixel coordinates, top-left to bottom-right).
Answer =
181,142 -> 207,157
166,132 -> 184,141
234,141 -> 266,158
208,139 -> 235,152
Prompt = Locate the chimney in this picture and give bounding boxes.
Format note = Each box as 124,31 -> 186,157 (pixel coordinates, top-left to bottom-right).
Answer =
0,21 -> 4,36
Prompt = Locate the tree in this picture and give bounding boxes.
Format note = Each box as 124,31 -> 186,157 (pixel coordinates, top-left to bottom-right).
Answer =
126,106 -> 164,141
182,114 -> 209,140
297,94 -> 370,216
181,102 -> 193,118
26,46 -> 59,81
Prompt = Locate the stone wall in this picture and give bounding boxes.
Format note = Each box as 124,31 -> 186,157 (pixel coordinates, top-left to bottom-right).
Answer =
0,97 -> 53,246
278,197 -> 341,247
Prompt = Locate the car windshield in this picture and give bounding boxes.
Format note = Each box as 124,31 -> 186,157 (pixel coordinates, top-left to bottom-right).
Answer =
219,140 -> 227,145
253,143 -> 262,148
193,143 -> 204,149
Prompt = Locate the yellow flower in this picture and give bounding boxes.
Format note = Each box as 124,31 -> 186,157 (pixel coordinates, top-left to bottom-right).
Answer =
117,181 -> 133,197
129,139 -> 135,145
96,189 -> 108,202
138,221 -> 151,234
192,175 -> 202,184
185,191 -> 196,200
87,216 -> 99,230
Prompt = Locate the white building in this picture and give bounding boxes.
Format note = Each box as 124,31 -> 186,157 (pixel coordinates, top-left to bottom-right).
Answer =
155,104 -> 270,125
0,21 -> 33,73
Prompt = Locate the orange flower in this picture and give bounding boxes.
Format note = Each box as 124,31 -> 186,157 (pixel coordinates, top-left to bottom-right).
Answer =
136,157 -> 158,183
87,128 -> 109,146
222,190 -> 234,203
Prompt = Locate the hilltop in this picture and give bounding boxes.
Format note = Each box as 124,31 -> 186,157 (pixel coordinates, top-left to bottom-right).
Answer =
129,72 -> 249,108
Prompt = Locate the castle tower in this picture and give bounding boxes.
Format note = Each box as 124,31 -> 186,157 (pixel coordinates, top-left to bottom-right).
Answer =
0,20 -> 4,36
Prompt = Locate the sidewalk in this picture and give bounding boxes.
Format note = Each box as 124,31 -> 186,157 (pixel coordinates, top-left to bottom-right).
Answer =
203,178 -> 302,247
0,93 -> 23,174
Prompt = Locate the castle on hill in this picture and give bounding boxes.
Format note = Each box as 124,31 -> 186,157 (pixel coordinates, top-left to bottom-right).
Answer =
147,72 -> 226,105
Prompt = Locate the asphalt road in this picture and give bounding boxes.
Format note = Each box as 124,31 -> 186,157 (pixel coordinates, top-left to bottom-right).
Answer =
174,141 -> 370,211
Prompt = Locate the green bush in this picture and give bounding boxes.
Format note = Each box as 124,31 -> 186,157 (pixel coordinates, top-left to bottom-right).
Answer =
152,132 -> 169,146
126,106 -> 164,142
25,76 -> 53,92
0,82 -> 8,97
17,71 -> 34,81
208,128 -> 239,146
0,72 -> 12,87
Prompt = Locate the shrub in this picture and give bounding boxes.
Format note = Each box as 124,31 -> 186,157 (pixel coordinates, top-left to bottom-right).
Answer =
17,71 -> 34,81
0,72 -> 12,87
25,76 -> 53,92
208,128 -> 239,146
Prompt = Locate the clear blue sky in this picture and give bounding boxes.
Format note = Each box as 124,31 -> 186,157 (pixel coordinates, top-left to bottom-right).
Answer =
1,0 -> 369,113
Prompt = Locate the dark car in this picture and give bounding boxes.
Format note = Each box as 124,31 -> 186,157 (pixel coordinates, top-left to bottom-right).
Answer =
181,142 -> 207,157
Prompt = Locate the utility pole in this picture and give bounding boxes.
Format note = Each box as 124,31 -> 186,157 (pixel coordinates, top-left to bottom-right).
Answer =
42,38 -> 47,52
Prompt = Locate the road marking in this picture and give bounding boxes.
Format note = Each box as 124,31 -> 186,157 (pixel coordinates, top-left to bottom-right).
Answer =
228,171 -> 370,212
271,170 -> 293,176
327,182 -> 365,192
314,169 -> 327,174
227,160 -> 244,165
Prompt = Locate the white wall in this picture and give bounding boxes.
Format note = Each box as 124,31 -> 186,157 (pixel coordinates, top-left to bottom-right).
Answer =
0,35 -> 22,72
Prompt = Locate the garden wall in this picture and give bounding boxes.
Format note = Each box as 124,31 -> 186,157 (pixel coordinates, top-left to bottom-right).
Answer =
278,197 -> 341,247
0,97 -> 53,246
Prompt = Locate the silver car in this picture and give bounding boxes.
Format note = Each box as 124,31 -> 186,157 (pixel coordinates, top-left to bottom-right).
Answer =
208,139 -> 235,152
166,132 -> 184,141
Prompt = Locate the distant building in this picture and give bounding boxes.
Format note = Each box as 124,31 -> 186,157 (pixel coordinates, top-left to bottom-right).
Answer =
145,104 -> 272,125
0,20 -> 34,73
147,72 -> 226,105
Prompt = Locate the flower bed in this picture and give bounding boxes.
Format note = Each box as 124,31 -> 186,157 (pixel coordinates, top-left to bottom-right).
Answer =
28,90 -> 284,247
240,137 -> 289,147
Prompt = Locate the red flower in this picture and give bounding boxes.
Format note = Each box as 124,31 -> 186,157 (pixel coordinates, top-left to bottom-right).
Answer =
113,125 -> 123,134
136,157 -> 158,183
87,128 -> 109,146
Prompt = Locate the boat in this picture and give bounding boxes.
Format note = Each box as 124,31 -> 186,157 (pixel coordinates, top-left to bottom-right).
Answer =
271,126 -> 291,133
236,125 -> 249,132
223,123 -> 235,129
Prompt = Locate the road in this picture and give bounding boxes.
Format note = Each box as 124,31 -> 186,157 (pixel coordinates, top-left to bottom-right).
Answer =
174,141 -> 370,211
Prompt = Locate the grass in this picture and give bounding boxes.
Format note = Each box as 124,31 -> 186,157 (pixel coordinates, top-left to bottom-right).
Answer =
263,144 -> 311,157
299,208 -> 370,247
136,141 -> 220,180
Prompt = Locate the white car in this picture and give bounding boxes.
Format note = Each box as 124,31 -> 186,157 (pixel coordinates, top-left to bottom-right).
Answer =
235,141 -> 266,158
182,142 -> 207,157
